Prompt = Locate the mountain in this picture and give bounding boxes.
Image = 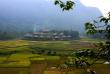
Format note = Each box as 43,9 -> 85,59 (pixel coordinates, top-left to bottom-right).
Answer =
0,0 -> 103,33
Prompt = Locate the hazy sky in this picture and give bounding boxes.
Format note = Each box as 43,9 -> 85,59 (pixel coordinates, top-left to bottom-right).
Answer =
0,0 -> 109,17
46,0 -> 110,17
79,0 -> 110,17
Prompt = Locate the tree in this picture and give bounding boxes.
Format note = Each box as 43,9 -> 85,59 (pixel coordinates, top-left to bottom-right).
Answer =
85,12 -> 110,62
53,51 -> 57,55
55,0 -> 110,73
55,0 -> 75,11
47,50 -> 51,55
85,12 -> 110,39
41,49 -> 45,53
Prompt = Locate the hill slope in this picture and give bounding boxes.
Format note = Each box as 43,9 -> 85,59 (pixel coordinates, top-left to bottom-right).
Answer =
0,0 -> 103,32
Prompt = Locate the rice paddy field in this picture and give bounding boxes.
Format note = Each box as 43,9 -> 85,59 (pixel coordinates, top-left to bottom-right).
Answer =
0,37 -> 110,74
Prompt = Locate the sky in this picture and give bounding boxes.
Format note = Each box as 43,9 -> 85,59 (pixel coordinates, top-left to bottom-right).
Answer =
0,0 -> 109,17
46,0 -> 110,17
79,0 -> 110,17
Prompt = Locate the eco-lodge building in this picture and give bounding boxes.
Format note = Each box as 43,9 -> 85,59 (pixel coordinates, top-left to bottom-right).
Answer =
24,30 -> 72,41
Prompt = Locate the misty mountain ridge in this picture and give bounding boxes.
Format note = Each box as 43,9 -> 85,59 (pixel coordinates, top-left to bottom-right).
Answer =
0,0 -> 103,33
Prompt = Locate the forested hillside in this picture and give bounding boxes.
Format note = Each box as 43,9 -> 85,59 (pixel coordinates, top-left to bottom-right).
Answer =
0,0 -> 102,32
0,30 -> 33,40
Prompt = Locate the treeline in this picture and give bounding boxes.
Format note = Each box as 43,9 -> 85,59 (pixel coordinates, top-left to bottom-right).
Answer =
0,30 -> 33,40
89,33 -> 108,39
90,33 -> 107,39
0,50 -> 22,55
81,32 -> 107,39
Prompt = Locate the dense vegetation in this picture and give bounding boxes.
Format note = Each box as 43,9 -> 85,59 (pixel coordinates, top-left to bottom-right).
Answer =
0,30 -> 19,40
55,0 -> 110,73
0,30 -> 33,40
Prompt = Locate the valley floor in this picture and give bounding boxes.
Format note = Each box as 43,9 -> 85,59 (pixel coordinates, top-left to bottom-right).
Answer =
0,37 -> 109,74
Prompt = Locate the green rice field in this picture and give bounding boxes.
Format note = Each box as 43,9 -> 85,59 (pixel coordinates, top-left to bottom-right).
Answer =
0,37 -> 109,74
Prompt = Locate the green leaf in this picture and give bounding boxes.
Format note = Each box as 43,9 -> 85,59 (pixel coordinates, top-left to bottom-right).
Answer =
55,1 -> 59,5
99,30 -> 103,33
60,3 -> 65,8
93,20 -> 98,23
106,41 -> 110,44
98,16 -> 103,18
85,22 -> 90,27
62,8 -> 65,11
98,42 -> 103,46
105,19 -> 108,24
100,18 -> 106,22
85,62 -> 90,66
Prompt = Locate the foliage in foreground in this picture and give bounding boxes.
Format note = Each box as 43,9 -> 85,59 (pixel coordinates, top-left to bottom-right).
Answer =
55,1 -> 110,72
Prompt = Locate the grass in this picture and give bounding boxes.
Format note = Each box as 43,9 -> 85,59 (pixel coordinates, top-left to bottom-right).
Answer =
30,57 -> 46,61
45,60 -> 64,68
0,40 -> 30,48
0,68 -> 29,74
44,71 -> 60,74
44,71 -> 76,74
89,64 -> 110,74
46,56 -> 60,60
0,56 -> 8,63
31,62 -> 46,74
8,54 -> 40,61
0,61 -> 30,68
0,37 -> 102,55
0,54 -> 41,67
19,71 -> 30,74
0,37 -> 109,74
87,59 -> 105,64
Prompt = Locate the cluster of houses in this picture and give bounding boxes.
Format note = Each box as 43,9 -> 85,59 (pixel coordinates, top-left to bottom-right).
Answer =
24,30 -> 72,40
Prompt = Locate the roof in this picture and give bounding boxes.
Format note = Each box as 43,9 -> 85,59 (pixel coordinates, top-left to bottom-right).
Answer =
62,35 -> 66,38
59,33 -> 64,35
24,34 -> 32,37
67,35 -> 72,38
54,36 -> 60,38
34,35 -> 39,38
40,32 -> 44,35
33,32 -> 40,34
42,30 -> 50,32
53,33 -> 57,35
40,36 -> 44,38
46,36 -> 51,38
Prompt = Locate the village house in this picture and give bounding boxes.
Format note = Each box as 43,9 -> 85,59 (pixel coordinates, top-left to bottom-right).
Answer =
24,30 -> 72,41
24,34 -> 33,38
53,33 -> 57,36
59,32 -> 64,35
